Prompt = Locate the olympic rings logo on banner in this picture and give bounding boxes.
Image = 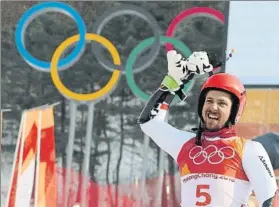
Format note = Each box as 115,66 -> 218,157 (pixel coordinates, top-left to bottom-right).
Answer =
189,145 -> 235,165
15,2 -> 225,102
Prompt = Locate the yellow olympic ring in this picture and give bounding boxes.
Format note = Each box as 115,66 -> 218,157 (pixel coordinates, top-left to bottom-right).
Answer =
50,33 -> 121,102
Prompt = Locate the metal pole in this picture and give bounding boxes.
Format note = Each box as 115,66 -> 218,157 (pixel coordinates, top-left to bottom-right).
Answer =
81,102 -> 95,207
34,110 -> 42,207
129,139 -> 135,199
64,101 -> 78,207
139,134 -> 150,206
157,148 -> 165,206
0,109 -> 12,156
1,111 -> 3,158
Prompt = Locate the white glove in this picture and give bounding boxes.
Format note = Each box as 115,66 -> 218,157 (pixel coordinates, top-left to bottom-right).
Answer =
167,50 -> 213,84
185,51 -> 213,75
167,50 -> 186,85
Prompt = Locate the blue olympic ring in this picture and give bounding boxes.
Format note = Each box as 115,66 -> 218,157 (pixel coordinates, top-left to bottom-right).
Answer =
15,2 -> 225,103
15,2 -> 86,71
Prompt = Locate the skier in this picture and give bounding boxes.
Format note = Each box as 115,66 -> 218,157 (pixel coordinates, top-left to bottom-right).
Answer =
138,50 -> 278,207
254,132 -> 279,204
254,132 -> 279,179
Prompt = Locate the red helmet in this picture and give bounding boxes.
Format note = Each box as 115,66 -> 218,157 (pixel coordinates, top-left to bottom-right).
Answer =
197,73 -> 246,125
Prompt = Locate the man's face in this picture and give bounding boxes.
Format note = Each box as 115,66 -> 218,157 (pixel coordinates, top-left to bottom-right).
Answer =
202,90 -> 233,131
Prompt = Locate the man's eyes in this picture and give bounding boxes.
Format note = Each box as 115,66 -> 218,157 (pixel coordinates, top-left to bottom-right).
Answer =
205,100 -> 227,106
219,102 -> 227,106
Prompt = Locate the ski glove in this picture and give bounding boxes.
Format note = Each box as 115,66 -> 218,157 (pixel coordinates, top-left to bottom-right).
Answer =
162,50 -> 213,92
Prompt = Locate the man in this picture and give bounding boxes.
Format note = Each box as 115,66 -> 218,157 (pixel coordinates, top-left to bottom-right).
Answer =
254,132 -> 279,181
253,132 -> 279,205
138,50 -> 278,207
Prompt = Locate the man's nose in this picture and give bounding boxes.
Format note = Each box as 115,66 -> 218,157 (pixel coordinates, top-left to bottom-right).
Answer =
210,102 -> 218,111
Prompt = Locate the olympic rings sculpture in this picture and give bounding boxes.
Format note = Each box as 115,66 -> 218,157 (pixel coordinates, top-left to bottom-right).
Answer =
189,145 -> 235,165
15,2 -> 225,102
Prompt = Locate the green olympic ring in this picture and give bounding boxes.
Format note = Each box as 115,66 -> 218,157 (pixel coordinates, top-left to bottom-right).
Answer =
126,36 -> 193,102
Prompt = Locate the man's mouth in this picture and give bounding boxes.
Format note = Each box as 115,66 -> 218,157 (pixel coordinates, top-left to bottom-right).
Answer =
207,112 -> 219,120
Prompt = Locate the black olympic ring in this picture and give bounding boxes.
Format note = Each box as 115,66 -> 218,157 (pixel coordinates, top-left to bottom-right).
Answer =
91,4 -> 161,74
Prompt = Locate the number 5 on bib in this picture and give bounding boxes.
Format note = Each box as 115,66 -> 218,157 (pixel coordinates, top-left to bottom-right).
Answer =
196,185 -> 212,206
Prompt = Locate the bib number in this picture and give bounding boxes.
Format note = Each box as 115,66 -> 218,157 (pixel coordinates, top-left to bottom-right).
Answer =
196,185 -> 211,206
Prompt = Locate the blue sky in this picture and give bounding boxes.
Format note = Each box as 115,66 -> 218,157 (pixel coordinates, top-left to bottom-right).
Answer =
226,1 -> 279,85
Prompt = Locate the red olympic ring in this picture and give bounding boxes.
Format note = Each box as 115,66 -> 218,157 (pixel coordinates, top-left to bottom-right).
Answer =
165,7 -> 225,71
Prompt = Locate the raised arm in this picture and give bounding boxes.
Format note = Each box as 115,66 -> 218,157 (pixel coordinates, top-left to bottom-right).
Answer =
138,50 -> 214,161
242,140 -> 278,207
138,87 -> 195,161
